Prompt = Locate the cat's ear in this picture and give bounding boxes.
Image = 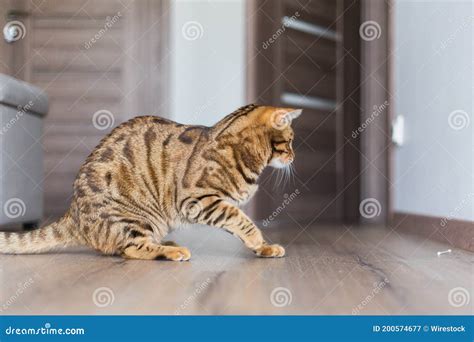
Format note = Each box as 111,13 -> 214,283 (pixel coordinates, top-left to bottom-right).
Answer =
287,108 -> 302,120
268,108 -> 302,130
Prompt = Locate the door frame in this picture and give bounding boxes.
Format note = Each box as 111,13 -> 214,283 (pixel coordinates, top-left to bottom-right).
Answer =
359,0 -> 393,225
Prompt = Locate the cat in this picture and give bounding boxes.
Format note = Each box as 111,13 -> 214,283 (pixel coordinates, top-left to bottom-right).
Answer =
0,105 -> 302,261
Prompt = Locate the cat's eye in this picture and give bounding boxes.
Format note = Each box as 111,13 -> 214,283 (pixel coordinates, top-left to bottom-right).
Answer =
272,141 -> 290,154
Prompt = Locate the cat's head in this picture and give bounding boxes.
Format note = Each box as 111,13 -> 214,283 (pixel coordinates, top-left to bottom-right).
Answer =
214,105 -> 302,170
258,107 -> 303,169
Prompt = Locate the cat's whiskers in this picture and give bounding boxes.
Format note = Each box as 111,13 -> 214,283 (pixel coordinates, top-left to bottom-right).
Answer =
275,169 -> 281,188
287,164 -> 294,187
283,167 -> 288,187
286,164 -> 291,186
289,163 -> 296,186
281,164 -> 292,189
270,163 -> 295,189
270,167 -> 276,189
271,168 -> 281,190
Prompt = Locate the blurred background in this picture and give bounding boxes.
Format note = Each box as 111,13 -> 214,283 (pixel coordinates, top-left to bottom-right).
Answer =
0,0 -> 472,248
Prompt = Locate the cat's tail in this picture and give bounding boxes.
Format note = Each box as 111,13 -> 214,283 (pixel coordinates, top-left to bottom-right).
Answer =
0,213 -> 80,254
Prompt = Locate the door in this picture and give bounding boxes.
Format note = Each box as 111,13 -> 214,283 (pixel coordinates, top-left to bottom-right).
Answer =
247,0 -> 362,224
1,0 -> 169,220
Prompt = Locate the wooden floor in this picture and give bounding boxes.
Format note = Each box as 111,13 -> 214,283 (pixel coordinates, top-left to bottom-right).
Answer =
0,224 -> 472,315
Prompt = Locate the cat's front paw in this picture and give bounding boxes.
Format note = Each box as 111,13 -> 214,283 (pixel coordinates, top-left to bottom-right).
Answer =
255,244 -> 285,258
162,246 -> 191,261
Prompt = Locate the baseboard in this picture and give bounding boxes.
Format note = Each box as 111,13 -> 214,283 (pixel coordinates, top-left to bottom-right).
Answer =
391,212 -> 474,252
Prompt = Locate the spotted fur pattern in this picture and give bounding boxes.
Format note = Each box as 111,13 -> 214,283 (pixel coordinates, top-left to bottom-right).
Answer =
0,105 -> 302,260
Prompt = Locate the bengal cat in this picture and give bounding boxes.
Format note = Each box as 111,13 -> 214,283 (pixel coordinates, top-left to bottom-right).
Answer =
0,105 -> 302,261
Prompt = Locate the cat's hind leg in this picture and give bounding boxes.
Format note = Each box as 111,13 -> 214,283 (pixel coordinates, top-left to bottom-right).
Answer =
122,243 -> 191,261
116,223 -> 191,261
123,242 -> 191,261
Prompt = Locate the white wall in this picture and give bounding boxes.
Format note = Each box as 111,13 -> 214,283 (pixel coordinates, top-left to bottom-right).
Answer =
393,0 -> 473,221
169,0 -> 246,126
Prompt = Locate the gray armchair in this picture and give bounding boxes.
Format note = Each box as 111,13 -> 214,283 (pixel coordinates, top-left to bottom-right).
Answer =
0,74 -> 48,228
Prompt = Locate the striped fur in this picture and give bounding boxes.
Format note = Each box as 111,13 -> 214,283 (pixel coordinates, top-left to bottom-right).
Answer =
0,105 -> 301,260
